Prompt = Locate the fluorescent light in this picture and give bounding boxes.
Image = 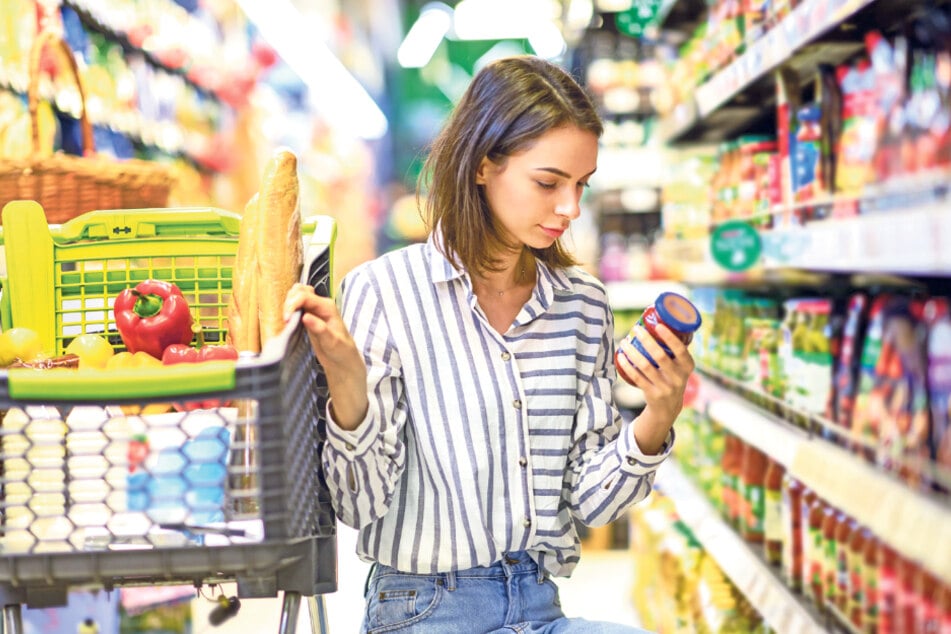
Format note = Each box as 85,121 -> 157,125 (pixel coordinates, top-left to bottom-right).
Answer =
529,22 -> 567,59
234,0 -> 388,140
452,0 -> 558,41
398,3 -> 453,68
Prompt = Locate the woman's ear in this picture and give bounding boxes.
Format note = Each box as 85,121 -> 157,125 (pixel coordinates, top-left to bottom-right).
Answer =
475,156 -> 492,185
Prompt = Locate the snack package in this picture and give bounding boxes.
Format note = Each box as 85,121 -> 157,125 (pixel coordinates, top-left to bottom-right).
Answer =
868,299 -> 930,488
832,293 -> 870,431
834,59 -> 878,210
851,294 -> 892,456
924,298 -> 951,492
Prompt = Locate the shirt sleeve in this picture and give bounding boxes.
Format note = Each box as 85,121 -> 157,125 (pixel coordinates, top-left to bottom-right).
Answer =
565,297 -> 675,527
321,265 -> 408,529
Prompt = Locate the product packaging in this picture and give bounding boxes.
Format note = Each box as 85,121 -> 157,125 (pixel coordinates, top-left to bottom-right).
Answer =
615,292 -> 701,383
924,297 -> 951,492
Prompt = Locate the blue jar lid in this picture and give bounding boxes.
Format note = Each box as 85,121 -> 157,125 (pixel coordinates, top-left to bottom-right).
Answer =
655,292 -> 702,333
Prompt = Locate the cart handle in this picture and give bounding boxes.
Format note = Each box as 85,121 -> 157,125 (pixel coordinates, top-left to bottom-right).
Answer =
54,207 -> 242,243
6,360 -> 235,401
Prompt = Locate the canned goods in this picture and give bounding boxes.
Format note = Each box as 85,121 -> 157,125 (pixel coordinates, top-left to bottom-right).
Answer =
615,291 -> 701,384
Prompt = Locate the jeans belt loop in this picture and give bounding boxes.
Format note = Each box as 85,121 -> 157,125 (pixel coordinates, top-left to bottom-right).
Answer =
443,570 -> 457,592
363,562 -> 377,597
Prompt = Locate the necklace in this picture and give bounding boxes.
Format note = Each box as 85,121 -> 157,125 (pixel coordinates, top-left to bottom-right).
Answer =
482,266 -> 527,297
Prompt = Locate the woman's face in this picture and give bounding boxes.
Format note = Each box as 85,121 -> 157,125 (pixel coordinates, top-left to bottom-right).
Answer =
476,125 -> 598,253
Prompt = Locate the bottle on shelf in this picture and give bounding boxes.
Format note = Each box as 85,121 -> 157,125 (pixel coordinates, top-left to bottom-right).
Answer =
821,504 -> 841,611
781,472 -> 804,592
848,523 -> 868,630
763,457 -> 784,566
721,433 -> 744,530
834,511 -> 853,614
877,544 -> 898,634
863,531 -> 880,634
739,442 -> 768,543
804,490 -> 825,608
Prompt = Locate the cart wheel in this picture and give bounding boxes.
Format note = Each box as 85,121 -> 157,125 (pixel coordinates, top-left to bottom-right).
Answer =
307,595 -> 329,634
2,604 -> 23,634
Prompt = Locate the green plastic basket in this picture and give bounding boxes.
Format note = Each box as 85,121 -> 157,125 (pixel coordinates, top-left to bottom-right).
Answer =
0,200 -> 335,400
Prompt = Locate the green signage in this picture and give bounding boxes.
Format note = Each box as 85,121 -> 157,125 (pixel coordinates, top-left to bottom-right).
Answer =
710,220 -> 762,271
615,0 -> 664,37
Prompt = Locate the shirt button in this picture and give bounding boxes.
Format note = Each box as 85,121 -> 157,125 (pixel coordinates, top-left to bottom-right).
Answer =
346,443 -> 355,451
523,517 -> 532,527
513,400 -> 522,409
626,457 -> 636,466
518,457 -> 527,467
501,351 -> 511,361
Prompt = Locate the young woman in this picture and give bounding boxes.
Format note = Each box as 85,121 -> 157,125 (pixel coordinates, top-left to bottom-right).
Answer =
284,55 -> 695,633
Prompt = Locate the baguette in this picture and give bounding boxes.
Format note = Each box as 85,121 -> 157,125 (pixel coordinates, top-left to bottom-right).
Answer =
227,193 -> 262,353
256,149 -> 303,344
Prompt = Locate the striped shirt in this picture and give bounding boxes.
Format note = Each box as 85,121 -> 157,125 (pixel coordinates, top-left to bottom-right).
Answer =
322,236 -> 673,578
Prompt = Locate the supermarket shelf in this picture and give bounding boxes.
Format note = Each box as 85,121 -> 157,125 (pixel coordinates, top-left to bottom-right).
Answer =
658,0 -> 875,144
655,459 -> 832,634
65,0 -> 225,105
762,202 -> 951,275
604,279 -> 691,311
696,373 -> 951,588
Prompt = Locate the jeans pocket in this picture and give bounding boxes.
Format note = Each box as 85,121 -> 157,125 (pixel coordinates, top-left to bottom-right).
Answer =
542,577 -> 562,608
366,573 -> 444,633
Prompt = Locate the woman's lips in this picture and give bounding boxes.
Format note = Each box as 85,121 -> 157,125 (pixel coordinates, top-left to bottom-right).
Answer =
541,226 -> 566,239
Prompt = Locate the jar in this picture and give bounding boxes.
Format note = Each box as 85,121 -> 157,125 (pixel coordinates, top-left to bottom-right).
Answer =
615,292 -> 701,384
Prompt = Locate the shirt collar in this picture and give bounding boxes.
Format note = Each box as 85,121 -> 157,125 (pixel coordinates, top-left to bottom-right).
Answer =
425,231 -> 575,296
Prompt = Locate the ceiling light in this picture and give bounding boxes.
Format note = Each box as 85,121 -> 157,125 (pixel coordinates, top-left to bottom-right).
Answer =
529,22 -> 567,59
398,3 -> 453,68
234,0 -> 388,140
452,0 -> 556,41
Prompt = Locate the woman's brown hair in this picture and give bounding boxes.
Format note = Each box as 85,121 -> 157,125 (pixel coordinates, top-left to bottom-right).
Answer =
418,55 -> 603,275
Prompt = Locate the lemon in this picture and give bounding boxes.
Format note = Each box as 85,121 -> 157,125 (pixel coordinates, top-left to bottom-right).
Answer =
0,327 -> 44,366
65,334 -> 115,370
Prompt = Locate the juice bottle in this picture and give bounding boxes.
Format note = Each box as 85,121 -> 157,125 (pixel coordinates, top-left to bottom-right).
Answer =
938,582 -> 951,633
806,494 -> 827,608
919,571 -> 939,634
739,443 -> 768,543
781,473 -> 804,592
835,513 -> 853,612
848,523 -> 868,629
722,434 -> 743,529
763,458 -> 784,564
895,556 -> 921,634
878,545 -> 898,634
822,505 -> 841,610
864,533 -> 880,633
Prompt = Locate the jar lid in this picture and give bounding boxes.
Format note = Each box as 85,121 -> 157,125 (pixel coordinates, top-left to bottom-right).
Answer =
655,292 -> 702,333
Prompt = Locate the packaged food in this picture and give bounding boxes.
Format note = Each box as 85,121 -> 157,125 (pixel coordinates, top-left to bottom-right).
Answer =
615,292 -> 701,383
924,298 -> 951,492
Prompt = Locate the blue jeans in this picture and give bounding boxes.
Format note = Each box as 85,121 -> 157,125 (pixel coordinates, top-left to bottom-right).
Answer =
360,551 -> 651,633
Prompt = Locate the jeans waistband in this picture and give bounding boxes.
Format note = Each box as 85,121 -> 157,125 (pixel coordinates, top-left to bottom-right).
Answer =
370,551 -> 547,592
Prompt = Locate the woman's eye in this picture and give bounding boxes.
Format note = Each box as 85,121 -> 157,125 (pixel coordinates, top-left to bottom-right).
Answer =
536,181 -> 557,190
577,181 -> 590,189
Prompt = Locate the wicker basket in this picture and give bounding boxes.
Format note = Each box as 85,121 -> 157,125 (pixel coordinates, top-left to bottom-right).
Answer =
0,31 -> 175,224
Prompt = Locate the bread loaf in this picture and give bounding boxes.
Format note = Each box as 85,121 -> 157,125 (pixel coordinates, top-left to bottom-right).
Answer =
256,149 -> 303,344
227,193 -> 261,353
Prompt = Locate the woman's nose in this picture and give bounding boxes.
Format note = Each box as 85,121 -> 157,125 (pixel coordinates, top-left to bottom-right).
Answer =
555,191 -> 582,220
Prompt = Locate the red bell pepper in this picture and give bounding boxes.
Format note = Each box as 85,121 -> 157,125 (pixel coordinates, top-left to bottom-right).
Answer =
162,343 -> 238,410
114,280 -> 194,359
162,343 -> 238,364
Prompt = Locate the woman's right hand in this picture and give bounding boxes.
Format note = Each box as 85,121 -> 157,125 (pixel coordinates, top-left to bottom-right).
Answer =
284,283 -> 368,430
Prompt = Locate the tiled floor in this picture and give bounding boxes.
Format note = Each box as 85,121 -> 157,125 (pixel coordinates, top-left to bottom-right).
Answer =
189,525 -> 643,633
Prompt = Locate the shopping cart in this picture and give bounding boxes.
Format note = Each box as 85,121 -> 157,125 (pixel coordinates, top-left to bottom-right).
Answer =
0,200 -> 337,634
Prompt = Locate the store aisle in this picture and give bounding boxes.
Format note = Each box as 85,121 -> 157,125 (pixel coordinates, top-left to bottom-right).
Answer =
192,524 -> 643,633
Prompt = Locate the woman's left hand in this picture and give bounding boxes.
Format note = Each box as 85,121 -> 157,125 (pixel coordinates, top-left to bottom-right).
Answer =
615,323 -> 695,455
